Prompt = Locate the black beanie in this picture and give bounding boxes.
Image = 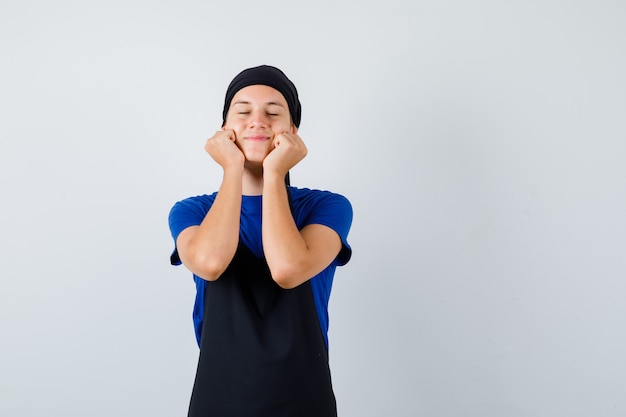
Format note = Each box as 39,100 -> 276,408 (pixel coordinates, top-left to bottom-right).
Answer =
222,65 -> 301,128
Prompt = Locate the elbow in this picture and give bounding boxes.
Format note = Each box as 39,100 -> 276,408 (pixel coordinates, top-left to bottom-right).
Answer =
272,275 -> 299,289
187,254 -> 229,282
272,275 -> 297,289
195,269 -> 221,282
270,264 -> 309,290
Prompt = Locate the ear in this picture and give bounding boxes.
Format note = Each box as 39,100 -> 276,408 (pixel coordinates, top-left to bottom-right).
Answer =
291,125 -> 298,134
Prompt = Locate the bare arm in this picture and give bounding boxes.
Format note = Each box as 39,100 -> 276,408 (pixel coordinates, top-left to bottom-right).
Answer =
176,130 -> 244,281
262,132 -> 342,289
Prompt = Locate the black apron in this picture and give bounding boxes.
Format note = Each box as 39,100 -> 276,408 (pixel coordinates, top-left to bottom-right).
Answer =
187,243 -> 337,417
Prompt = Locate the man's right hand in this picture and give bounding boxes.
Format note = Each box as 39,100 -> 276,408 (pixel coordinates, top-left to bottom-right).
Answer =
205,129 -> 245,170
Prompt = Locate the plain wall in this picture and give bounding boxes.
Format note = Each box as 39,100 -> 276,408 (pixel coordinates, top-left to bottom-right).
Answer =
1,1 -> 625,416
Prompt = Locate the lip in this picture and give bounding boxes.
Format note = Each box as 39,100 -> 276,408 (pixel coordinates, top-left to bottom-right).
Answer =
245,134 -> 271,141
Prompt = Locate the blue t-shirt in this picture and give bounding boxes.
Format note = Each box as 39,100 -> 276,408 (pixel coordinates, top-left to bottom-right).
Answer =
168,186 -> 352,348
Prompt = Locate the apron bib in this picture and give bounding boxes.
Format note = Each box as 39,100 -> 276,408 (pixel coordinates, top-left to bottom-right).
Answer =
187,243 -> 337,417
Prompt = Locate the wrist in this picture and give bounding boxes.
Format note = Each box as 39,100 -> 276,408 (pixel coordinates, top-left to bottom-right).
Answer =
263,168 -> 287,183
223,163 -> 244,179
263,170 -> 290,194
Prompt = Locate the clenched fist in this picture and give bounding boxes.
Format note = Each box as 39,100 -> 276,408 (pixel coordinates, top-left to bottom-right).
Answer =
204,129 -> 245,171
262,131 -> 308,177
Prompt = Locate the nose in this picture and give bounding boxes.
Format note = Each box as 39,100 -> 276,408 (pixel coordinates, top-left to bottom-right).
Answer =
248,110 -> 269,129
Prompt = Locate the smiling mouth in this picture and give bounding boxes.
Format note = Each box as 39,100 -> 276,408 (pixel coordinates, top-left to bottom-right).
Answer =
245,135 -> 271,141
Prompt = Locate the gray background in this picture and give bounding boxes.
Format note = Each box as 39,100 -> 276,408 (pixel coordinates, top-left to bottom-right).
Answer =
1,1 -> 625,416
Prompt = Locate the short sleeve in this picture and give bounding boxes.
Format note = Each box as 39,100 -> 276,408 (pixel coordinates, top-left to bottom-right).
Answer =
292,188 -> 353,266
168,194 -> 216,265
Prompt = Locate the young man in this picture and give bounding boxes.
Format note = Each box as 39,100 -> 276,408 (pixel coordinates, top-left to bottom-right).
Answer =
168,65 -> 353,417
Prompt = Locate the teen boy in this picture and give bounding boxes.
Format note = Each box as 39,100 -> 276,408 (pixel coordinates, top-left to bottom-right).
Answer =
169,65 -> 352,416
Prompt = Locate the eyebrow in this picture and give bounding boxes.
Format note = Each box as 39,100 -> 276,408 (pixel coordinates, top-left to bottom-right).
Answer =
232,100 -> 285,108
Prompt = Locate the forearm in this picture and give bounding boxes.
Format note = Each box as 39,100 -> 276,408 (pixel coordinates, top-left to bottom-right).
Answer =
183,168 -> 243,280
262,172 -> 311,288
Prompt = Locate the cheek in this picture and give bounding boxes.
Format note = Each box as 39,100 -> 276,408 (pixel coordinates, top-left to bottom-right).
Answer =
275,119 -> 294,133
223,119 -> 243,132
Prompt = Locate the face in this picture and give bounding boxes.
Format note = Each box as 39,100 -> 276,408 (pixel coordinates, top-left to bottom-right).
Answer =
223,84 -> 297,166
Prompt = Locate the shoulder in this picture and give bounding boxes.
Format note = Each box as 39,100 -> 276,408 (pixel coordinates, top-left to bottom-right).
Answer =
289,187 -> 352,211
289,186 -> 353,231
170,193 -> 217,215
168,193 -> 217,239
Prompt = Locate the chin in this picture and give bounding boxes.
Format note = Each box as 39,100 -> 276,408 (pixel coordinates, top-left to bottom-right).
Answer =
243,149 -> 271,163
243,153 -> 266,167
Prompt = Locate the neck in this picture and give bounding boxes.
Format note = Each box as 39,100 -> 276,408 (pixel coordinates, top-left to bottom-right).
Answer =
241,165 -> 264,196
241,166 -> 290,196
